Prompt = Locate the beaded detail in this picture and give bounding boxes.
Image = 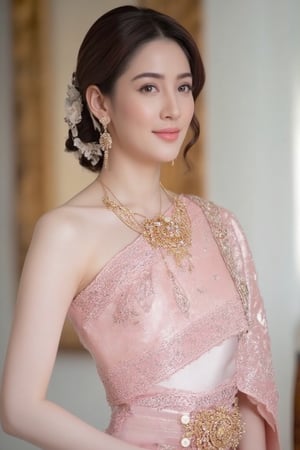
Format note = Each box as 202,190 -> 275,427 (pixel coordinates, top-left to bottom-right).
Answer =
102,185 -> 192,265
180,400 -> 244,450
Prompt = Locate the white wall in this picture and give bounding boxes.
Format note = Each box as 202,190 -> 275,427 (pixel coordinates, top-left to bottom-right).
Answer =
203,1 -> 300,449
1,1 -> 299,450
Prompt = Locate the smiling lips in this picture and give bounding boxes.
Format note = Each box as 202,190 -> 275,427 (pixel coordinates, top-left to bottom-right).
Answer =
153,128 -> 180,142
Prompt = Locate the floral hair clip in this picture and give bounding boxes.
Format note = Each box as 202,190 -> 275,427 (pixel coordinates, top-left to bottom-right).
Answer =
64,75 -> 102,166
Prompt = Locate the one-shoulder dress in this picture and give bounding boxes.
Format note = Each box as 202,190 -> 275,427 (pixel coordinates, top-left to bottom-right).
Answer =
68,195 -> 280,450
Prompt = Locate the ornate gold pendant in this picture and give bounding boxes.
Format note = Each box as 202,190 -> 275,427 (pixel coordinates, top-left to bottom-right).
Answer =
101,182 -> 192,266
181,402 -> 245,450
142,197 -> 191,265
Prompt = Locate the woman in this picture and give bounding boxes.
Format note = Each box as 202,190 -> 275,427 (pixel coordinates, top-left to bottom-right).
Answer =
0,5 -> 280,450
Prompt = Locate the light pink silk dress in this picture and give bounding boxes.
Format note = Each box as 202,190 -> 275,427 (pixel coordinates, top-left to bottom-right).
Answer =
68,195 -> 280,450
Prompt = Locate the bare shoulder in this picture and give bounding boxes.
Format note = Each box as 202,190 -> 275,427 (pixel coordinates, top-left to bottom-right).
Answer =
26,207 -> 88,287
34,206 -> 81,242
24,182 -> 109,295
33,179 -> 105,246
29,211 -> 84,276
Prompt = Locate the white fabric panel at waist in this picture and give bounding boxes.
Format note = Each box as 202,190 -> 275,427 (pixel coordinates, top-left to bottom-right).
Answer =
157,336 -> 238,392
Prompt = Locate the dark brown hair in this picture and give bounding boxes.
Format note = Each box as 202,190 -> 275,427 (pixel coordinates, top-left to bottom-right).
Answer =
65,5 -> 205,171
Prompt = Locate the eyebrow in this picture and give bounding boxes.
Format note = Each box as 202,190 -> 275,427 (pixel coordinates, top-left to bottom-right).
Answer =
131,72 -> 192,82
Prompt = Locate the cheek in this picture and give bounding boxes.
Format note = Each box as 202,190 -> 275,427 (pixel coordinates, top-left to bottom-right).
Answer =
116,97 -> 154,126
186,98 -> 195,121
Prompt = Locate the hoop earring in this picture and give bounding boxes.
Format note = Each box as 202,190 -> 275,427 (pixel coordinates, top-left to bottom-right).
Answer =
99,116 -> 112,169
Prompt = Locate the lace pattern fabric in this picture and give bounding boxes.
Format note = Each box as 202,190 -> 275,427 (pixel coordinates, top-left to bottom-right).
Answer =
68,195 -> 280,450
188,196 -> 279,449
99,300 -> 245,406
133,379 -> 238,412
71,238 -> 154,324
188,196 -> 250,322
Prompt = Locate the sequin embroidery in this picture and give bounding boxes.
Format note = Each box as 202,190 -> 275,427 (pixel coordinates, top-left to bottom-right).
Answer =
188,196 -> 250,323
100,301 -> 246,406
68,195 -> 279,449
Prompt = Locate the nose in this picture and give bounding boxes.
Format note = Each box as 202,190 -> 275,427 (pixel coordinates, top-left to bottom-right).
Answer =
160,90 -> 180,120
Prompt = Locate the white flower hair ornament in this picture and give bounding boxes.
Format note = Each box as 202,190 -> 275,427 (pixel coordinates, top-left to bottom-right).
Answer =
64,80 -> 102,166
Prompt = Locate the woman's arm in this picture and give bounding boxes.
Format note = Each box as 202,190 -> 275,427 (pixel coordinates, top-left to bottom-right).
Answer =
0,210 -> 141,450
238,392 -> 266,450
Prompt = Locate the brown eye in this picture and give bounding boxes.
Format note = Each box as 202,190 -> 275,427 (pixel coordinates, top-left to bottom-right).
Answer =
178,84 -> 192,93
139,84 -> 157,93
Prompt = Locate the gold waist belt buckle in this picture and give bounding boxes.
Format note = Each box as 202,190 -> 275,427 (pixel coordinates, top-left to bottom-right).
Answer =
180,400 -> 245,450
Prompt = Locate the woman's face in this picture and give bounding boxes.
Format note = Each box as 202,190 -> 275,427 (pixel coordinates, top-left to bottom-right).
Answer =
105,38 -> 195,166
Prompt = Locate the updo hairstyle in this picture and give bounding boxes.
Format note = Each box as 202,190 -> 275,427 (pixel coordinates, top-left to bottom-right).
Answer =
65,5 -> 205,172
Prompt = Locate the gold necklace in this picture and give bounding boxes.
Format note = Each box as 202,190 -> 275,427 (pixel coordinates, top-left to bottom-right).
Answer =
100,181 -> 192,265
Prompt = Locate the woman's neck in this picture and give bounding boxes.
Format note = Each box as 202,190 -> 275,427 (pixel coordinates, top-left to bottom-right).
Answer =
96,159 -> 174,217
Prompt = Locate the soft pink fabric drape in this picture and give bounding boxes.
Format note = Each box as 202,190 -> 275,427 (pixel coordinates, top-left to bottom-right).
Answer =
68,195 -> 280,449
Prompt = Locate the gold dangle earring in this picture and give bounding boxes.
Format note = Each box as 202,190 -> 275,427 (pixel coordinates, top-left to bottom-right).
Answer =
99,116 -> 112,169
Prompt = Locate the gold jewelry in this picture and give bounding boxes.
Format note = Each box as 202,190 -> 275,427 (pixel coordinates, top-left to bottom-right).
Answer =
180,399 -> 245,450
100,182 -> 192,265
99,117 -> 112,169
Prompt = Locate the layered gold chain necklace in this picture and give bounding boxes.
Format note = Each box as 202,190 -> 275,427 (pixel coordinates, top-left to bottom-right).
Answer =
100,181 -> 192,266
